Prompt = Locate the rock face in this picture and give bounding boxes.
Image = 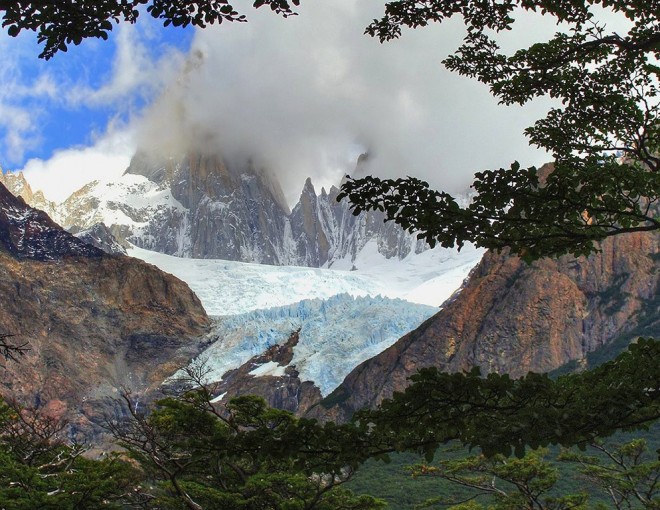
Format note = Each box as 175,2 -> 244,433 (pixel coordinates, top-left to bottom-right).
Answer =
45,152 -> 426,266
311,231 -> 660,422
289,178 -> 426,267
72,223 -> 129,256
0,169 -> 58,219
191,331 -> 323,415
0,183 -> 103,261
0,182 -> 210,436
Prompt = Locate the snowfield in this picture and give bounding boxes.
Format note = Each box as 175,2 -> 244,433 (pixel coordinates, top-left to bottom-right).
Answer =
128,243 -> 484,315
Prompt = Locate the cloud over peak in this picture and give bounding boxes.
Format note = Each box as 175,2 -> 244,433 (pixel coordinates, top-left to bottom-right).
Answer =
134,1 -> 552,204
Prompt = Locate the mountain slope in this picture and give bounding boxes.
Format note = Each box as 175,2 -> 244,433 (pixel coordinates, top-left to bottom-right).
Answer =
0,181 -> 210,436
312,230 -> 660,422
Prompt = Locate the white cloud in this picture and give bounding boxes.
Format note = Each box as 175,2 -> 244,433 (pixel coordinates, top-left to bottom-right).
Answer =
65,24 -> 186,108
0,34 -> 58,163
0,22 -> 186,168
134,0 -> 559,205
20,127 -> 135,203
9,1 -> 633,206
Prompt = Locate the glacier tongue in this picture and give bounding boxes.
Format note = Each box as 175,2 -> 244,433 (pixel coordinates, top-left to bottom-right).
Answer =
178,294 -> 438,396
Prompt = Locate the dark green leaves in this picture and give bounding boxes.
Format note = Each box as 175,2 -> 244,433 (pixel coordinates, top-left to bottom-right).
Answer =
354,0 -> 660,260
358,339 -> 660,458
1,0 -> 299,59
339,158 -> 659,260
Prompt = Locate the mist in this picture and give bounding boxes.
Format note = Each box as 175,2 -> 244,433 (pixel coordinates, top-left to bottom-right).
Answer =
136,0 -> 555,206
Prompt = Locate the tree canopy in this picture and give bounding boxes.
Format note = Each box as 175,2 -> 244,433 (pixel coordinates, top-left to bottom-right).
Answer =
0,0 -> 299,59
0,339 -> 657,508
362,338 -> 660,459
339,0 -> 660,260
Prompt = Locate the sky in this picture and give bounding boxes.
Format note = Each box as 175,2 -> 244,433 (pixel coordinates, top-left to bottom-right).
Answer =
0,0 -> 563,205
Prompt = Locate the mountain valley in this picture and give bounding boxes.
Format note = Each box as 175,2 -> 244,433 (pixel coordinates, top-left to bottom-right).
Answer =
0,153 -> 657,435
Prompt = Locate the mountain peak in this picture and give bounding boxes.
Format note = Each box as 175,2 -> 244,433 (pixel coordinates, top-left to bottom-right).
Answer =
0,182 -> 103,261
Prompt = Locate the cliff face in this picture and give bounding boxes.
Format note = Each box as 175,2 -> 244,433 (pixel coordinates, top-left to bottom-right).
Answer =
289,179 -> 425,267
0,182 -> 210,435
0,169 -> 57,219
312,230 -> 660,422
0,183 -> 103,260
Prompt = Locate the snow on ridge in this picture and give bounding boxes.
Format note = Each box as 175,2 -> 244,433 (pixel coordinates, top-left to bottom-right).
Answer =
249,361 -> 287,377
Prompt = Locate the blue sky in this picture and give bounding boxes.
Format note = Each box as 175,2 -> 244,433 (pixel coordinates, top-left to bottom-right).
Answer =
0,17 -> 193,168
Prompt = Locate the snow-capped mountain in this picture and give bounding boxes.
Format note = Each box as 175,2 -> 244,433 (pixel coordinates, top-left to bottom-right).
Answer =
1,157 -> 484,418
44,151 -> 451,268
0,180 -> 103,261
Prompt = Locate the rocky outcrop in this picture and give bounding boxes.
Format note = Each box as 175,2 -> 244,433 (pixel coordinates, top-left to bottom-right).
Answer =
0,182 -> 210,436
72,223 -> 129,255
311,230 -> 660,422
0,183 -> 103,260
194,330 -> 323,415
289,179 -> 425,267
0,169 -> 57,219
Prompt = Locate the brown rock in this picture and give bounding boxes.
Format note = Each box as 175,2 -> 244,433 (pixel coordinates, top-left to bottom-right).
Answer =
191,330 -> 323,415
311,230 -> 659,422
0,181 -> 210,437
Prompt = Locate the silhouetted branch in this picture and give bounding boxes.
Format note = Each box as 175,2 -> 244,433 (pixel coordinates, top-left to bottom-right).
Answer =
0,333 -> 29,362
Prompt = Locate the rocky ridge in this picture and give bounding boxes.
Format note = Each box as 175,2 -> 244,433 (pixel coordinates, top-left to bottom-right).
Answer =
0,181 -> 210,436
185,330 -> 323,416
311,230 -> 660,422
72,223 -> 129,256
0,169 -> 57,219
0,182 -> 103,261
21,152 -> 428,267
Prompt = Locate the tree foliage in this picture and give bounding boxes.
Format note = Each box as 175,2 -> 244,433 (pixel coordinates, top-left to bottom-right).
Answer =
0,399 -> 137,508
410,438 -> 660,509
560,438 -> 660,509
106,388 -> 384,510
411,448 -> 589,510
356,338 -> 660,459
0,0 -> 299,59
0,340 -> 657,508
339,0 -> 660,260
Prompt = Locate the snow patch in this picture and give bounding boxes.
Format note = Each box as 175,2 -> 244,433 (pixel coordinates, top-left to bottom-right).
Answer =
210,392 -> 227,403
249,361 -> 287,377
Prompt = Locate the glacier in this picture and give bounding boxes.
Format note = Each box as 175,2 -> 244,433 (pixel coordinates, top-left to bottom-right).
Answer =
130,242 -> 483,396
179,294 -> 438,396
128,241 -> 484,313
